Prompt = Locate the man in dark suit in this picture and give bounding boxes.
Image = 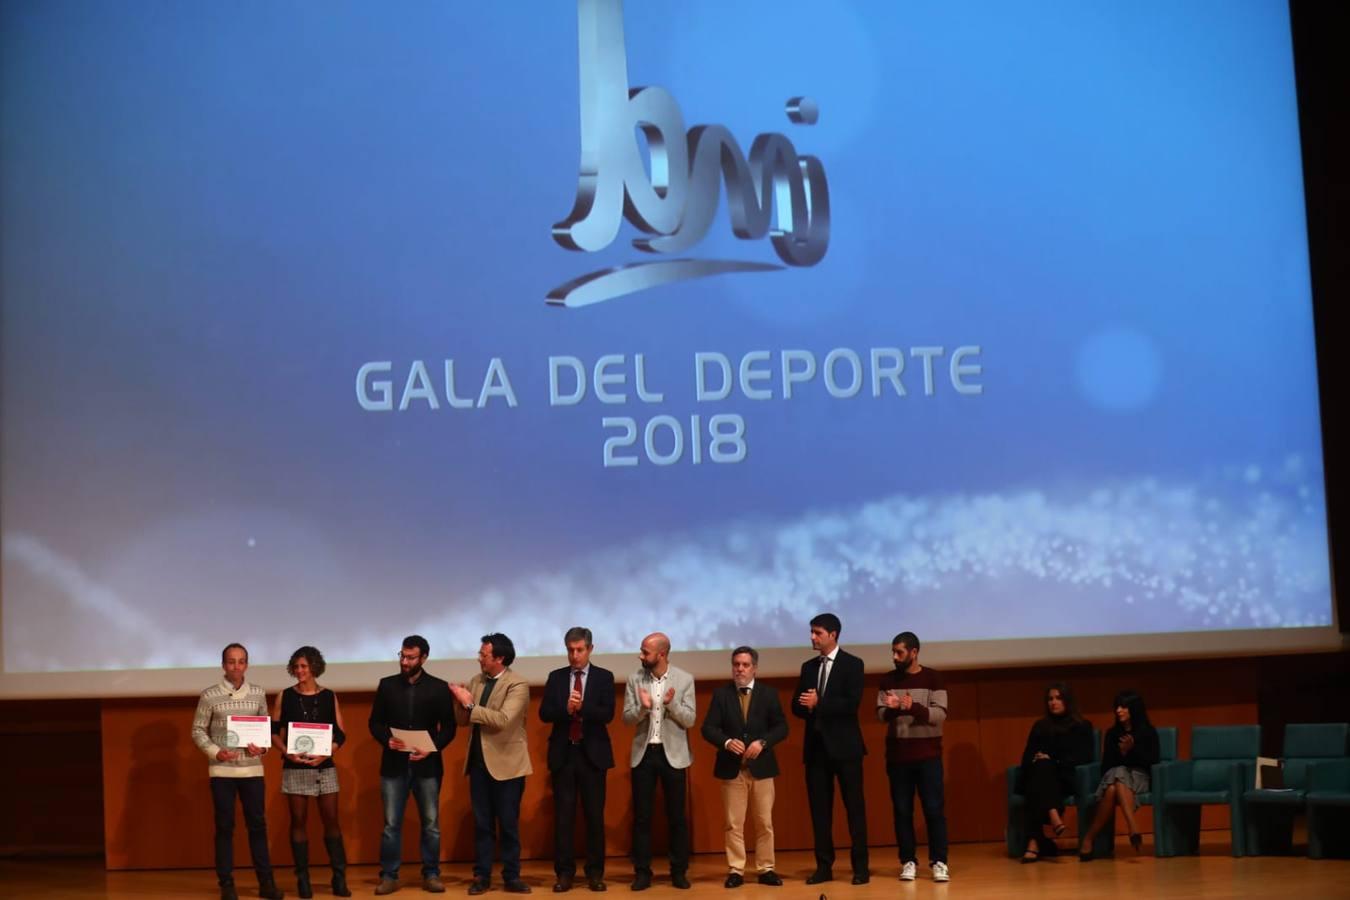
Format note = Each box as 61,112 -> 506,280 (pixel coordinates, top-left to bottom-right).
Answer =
539,627 -> 616,893
791,613 -> 869,885
701,646 -> 789,889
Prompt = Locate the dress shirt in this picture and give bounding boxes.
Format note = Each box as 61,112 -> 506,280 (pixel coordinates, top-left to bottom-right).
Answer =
647,671 -> 669,744
817,647 -> 839,694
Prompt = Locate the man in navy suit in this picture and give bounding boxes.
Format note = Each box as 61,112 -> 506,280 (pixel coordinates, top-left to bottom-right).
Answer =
791,613 -> 869,885
701,646 -> 789,888
539,627 -> 616,893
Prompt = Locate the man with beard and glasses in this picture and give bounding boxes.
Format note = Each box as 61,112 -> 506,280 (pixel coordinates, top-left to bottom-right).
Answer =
876,631 -> 949,883
622,632 -> 696,891
368,635 -> 458,895
700,646 -> 789,888
451,633 -> 533,896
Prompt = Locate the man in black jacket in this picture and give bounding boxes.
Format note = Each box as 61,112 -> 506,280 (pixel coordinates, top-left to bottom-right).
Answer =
791,613 -> 869,885
368,635 -> 458,896
701,646 -> 789,888
538,627 -> 616,893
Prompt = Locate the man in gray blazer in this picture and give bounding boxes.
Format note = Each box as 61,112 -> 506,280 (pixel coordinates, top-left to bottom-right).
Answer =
622,632 -> 697,891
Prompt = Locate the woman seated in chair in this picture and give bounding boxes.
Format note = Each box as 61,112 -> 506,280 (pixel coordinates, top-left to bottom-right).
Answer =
1080,690 -> 1160,859
1016,682 -> 1094,862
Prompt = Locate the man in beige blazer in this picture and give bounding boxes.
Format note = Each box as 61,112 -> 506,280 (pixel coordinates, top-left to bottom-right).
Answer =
451,633 -> 534,895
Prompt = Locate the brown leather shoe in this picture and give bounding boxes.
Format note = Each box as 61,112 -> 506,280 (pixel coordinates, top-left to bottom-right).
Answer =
423,874 -> 447,893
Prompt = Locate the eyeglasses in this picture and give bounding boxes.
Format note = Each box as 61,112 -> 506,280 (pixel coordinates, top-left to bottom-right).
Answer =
397,653 -> 423,663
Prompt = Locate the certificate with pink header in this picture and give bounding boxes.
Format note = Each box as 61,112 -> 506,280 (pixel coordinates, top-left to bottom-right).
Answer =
286,721 -> 333,756
225,715 -> 270,750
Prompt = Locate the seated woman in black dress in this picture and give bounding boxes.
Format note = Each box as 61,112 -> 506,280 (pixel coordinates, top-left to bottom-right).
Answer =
272,646 -> 350,897
1016,682 -> 1094,862
1079,689 -> 1160,859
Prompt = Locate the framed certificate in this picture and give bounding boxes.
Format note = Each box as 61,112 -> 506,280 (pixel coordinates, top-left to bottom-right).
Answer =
287,721 -> 333,756
225,715 -> 271,749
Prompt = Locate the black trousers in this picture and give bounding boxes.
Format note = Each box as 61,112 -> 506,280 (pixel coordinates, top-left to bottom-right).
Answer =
553,744 -> 608,878
1020,759 -> 1074,846
631,744 -> 688,876
210,776 -> 273,886
804,747 -> 869,874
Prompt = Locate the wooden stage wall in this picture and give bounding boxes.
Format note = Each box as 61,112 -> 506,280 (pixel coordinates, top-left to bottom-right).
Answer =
2,652 -> 1346,868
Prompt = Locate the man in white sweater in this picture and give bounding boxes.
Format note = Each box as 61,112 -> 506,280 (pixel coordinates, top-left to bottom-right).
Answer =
191,642 -> 284,900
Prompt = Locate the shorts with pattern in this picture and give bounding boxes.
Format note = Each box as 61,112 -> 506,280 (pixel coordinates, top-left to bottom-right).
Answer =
282,766 -> 339,796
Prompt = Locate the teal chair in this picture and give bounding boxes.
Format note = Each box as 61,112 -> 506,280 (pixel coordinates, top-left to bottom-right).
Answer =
1244,723 -> 1349,855
1004,729 -> 1100,857
1154,725 -> 1260,857
1077,726 -> 1177,858
1306,756 -> 1350,859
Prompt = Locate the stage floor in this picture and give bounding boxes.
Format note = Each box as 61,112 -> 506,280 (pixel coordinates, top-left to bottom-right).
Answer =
3,839 -> 1348,899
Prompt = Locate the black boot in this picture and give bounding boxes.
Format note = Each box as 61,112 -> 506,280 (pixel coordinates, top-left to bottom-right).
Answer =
220,879 -> 239,900
325,835 -> 352,897
291,841 -> 312,899
258,872 -> 286,900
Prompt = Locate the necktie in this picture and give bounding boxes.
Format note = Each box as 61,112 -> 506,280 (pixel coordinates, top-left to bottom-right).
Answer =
569,670 -> 584,741
813,658 -> 828,732
738,686 -> 751,722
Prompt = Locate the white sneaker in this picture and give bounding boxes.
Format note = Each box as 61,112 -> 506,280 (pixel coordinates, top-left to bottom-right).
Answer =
931,862 -> 949,882
899,862 -> 917,881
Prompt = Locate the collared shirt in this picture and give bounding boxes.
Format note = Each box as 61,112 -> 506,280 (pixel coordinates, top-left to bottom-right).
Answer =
725,680 -> 757,751
817,646 -> 839,694
571,663 -> 591,697
647,671 -> 669,744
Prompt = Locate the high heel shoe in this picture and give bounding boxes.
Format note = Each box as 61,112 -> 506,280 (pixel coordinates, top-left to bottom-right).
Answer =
1130,832 -> 1143,853
1021,849 -> 1039,864
1078,845 -> 1093,862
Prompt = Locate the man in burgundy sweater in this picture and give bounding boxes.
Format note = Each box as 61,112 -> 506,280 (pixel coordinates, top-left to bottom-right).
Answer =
875,632 -> 949,883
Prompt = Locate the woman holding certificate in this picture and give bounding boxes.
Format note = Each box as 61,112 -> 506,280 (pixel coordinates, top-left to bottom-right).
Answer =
273,645 -> 350,898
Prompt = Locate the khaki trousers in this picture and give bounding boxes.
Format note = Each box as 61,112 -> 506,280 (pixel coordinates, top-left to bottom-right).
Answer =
720,770 -> 775,874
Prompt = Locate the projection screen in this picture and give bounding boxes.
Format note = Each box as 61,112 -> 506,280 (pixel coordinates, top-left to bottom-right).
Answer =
0,0 -> 1338,696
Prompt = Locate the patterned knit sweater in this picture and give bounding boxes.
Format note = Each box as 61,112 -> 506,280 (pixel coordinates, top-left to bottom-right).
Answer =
192,679 -> 270,778
875,666 -> 948,764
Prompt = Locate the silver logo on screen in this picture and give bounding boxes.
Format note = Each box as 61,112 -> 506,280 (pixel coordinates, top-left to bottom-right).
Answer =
547,0 -> 830,308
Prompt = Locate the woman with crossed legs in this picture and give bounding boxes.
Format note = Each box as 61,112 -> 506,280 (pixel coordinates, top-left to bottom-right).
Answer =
1080,690 -> 1160,860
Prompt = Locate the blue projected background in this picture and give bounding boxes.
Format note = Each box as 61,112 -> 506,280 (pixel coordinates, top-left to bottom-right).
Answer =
0,0 -> 1332,674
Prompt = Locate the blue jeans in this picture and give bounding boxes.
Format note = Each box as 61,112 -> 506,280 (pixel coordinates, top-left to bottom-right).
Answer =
887,757 -> 948,865
380,772 -> 442,880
